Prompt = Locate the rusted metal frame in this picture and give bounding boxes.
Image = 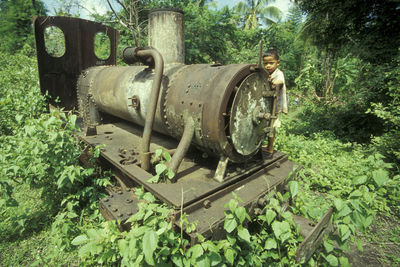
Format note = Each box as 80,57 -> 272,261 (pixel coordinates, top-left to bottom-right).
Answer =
175,156 -> 296,244
81,124 -> 290,209
179,155 -> 290,216
134,48 -> 164,171
33,16 -> 119,110
169,117 -> 195,181
295,207 -> 334,263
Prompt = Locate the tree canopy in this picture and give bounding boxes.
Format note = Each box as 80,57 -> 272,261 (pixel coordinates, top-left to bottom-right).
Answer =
234,0 -> 282,29
0,0 -> 46,54
296,0 -> 400,63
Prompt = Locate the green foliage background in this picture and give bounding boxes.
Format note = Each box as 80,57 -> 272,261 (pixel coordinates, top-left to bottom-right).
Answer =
0,0 -> 399,266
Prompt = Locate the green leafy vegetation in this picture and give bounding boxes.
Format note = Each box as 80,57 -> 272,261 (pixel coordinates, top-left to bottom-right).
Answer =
148,149 -> 175,183
1,0 -> 399,266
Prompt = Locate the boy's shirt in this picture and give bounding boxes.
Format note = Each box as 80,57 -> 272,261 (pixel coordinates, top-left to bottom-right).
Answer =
270,68 -> 288,114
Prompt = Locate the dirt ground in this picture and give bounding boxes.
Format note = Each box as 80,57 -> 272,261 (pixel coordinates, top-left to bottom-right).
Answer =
347,214 -> 400,267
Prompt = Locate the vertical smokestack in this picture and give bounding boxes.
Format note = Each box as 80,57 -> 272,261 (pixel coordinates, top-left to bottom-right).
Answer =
149,9 -> 185,65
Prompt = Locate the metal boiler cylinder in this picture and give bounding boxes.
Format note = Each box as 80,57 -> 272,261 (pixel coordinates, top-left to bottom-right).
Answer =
78,64 -> 272,162
77,9 -> 274,163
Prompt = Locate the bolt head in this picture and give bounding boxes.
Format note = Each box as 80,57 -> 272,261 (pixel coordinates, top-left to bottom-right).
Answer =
203,200 -> 212,209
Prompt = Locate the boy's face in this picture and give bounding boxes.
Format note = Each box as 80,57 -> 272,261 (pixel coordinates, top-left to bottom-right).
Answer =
263,56 -> 280,74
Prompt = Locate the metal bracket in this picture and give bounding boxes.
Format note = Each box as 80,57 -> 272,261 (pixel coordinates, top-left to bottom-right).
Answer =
214,156 -> 229,182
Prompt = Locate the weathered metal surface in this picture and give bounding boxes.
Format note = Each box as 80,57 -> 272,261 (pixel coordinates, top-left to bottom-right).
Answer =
295,207 -> 334,263
169,117 -> 195,177
100,188 -> 139,225
164,64 -> 270,162
149,9 -> 185,64
177,155 -> 298,244
230,72 -> 272,156
77,64 -> 176,132
78,63 -> 270,163
214,156 -> 229,182
77,66 -> 108,127
33,16 -> 119,110
82,122 -> 288,209
134,48 -> 164,171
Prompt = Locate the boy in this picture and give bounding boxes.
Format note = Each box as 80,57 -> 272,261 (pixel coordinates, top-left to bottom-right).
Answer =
261,49 -> 288,158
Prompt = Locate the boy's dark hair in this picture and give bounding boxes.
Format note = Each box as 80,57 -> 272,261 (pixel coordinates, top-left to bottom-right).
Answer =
263,49 -> 279,60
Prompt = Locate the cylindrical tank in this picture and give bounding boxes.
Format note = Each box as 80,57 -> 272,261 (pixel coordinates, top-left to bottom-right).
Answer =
78,63 -> 273,162
149,9 -> 185,64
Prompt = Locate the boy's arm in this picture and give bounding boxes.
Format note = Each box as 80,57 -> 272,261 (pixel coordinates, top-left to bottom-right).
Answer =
271,79 -> 284,85
268,71 -> 285,85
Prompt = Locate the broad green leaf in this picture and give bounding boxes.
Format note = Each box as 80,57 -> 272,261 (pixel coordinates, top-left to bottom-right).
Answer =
272,221 -> 290,240
167,168 -> 175,179
265,238 -> 277,250
78,242 -> 98,257
338,224 -> 351,241
237,226 -> 251,242
336,203 -> 352,218
289,181 -> 299,198
226,234 -> 236,245
190,244 -> 204,259
363,216 -> 373,228
323,240 -> 334,253
163,151 -> 172,162
143,230 -> 158,265
372,169 -> 389,187
118,239 -> 129,258
155,163 -> 167,174
67,211 -> 78,219
272,221 -> 282,239
265,209 -> 276,225
234,206 -> 246,224
227,199 -> 238,213
196,254 -> 211,267
349,189 -> 363,198
325,254 -> 338,266
339,256 -> 351,267
69,114 -> 77,127
224,248 -> 235,265
143,209 -> 154,221
224,213 -> 237,233
71,235 -> 88,246
209,252 -> 222,266
333,198 -> 344,211
171,254 -> 184,267
87,229 -> 99,239
154,148 -> 163,159
352,176 -> 367,185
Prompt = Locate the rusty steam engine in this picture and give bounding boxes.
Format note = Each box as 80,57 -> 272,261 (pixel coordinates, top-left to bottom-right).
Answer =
33,9 -> 332,262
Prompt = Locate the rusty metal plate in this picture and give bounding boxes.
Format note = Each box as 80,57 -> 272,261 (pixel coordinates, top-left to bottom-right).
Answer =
33,16 -> 119,110
100,188 -> 139,223
178,155 -> 298,244
81,122 -> 287,208
230,72 -> 272,156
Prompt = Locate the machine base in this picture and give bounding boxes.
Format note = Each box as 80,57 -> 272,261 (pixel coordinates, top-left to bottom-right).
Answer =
83,122 -> 331,263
